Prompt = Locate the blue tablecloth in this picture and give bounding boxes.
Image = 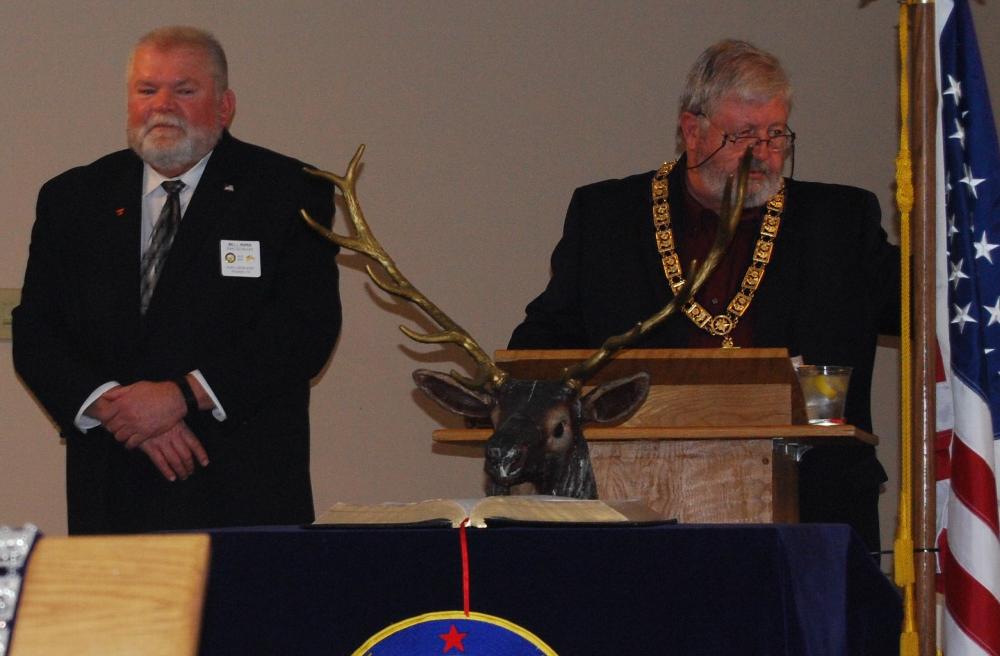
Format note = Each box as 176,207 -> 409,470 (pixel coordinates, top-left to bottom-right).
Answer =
199,523 -> 901,655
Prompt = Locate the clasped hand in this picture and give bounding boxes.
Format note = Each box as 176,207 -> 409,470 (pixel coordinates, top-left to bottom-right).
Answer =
99,381 -> 186,445
90,381 -> 209,481
137,421 -> 210,482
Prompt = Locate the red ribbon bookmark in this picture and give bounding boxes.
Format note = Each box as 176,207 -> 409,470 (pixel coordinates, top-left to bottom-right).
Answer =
458,518 -> 471,617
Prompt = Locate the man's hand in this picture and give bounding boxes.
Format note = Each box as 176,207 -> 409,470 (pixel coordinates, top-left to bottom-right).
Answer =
100,381 -> 187,448
139,421 -> 210,482
84,393 -> 119,425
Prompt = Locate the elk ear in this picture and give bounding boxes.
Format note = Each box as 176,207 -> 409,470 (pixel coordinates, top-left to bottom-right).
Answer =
412,369 -> 496,418
580,372 -> 650,425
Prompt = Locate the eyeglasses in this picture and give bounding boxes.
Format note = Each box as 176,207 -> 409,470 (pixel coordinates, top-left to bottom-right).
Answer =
698,114 -> 796,153
721,130 -> 796,153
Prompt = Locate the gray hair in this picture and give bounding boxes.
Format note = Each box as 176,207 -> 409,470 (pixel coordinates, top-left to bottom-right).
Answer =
128,26 -> 229,92
676,40 -> 791,151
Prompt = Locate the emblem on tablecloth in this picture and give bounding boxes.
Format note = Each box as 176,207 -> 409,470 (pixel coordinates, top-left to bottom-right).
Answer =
353,610 -> 557,655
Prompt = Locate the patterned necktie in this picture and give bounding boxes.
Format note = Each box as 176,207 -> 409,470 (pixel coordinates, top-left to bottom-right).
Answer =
139,179 -> 186,314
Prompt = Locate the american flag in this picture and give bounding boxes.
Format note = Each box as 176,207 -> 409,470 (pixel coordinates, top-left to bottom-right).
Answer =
935,0 -> 1000,653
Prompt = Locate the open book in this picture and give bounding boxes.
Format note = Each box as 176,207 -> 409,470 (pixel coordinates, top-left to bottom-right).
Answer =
314,495 -> 663,528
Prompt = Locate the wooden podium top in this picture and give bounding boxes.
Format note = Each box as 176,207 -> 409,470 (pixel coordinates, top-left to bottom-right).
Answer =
496,347 -> 796,385
494,347 -> 811,428
435,348 -> 875,446
12,534 -> 210,656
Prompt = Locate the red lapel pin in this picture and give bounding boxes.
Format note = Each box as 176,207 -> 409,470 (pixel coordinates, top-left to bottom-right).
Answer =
115,207 -> 126,217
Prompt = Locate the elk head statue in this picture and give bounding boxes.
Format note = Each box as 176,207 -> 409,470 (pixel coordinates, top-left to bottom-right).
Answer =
302,146 -> 749,499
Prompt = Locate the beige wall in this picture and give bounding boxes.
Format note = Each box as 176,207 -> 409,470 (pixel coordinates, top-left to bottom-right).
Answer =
3,1 -> 999,552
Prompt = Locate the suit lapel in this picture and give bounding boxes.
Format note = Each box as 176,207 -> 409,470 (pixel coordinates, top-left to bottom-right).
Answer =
97,154 -> 145,334
752,178 -> 800,346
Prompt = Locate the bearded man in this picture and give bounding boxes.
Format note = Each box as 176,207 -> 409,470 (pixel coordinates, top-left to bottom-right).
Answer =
508,40 -> 900,552
13,26 -> 342,534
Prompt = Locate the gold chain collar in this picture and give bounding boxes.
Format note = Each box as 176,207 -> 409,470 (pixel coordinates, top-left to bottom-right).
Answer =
651,159 -> 785,348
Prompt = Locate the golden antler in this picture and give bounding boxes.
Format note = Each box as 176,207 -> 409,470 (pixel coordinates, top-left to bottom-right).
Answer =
301,145 -> 508,390
562,149 -> 753,387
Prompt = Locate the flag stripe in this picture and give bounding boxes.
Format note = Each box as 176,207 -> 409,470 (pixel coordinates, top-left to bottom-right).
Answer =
945,479 -> 1000,595
951,431 -> 1000,535
944,604 -> 996,656
943,541 -> 1000,655
937,429 -> 954,481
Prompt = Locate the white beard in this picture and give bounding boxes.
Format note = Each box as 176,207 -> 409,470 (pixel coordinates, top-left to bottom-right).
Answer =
697,153 -> 784,208
127,113 -> 221,173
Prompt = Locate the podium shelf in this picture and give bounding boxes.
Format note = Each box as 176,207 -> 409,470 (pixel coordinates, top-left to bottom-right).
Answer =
433,424 -> 877,446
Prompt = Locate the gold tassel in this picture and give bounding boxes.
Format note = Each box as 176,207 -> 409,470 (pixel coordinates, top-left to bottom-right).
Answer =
894,2 -> 918,655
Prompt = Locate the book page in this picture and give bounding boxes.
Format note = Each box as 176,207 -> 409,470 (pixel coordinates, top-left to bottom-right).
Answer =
314,496 -> 661,528
470,495 -> 631,525
315,499 -> 467,526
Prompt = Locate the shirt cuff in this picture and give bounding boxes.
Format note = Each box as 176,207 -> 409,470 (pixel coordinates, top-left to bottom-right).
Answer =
75,381 -> 121,432
190,370 -> 227,421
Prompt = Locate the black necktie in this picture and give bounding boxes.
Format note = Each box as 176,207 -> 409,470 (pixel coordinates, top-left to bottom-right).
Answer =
140,180 -> 185,314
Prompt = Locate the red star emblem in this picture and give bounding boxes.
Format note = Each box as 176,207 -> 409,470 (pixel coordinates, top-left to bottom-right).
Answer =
439,624 -> 468,653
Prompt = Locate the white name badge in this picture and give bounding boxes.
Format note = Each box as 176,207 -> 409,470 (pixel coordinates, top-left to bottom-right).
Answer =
220,240 -> 262,278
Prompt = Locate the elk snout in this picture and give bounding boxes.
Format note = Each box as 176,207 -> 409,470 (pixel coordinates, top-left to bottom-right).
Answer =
486,444 -> 528,483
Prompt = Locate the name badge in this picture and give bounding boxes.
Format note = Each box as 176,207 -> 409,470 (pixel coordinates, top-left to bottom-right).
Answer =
220,240 -> 262,277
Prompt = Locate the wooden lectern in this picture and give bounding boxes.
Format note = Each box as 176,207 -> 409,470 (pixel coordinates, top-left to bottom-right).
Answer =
11,534 -> 210,656
433,348 -> 876,524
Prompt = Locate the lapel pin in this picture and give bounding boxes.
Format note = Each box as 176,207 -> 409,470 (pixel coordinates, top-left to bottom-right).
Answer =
115,207 -> 126,216
224,184 -> 235,192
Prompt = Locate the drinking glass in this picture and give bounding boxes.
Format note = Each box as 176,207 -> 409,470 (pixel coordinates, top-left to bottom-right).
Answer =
796,365 -> 852,425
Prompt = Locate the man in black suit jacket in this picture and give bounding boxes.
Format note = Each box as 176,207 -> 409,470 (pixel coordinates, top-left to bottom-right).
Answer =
13,26 -> 341,534
509,40 -> 900,552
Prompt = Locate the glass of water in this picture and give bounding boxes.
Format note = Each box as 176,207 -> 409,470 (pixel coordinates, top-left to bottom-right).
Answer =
796,365 -> 852,425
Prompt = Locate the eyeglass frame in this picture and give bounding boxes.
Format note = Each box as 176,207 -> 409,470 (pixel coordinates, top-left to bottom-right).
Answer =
697,113 -> 796,153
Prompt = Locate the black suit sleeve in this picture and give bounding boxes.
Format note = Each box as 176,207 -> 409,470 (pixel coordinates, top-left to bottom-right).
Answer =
862,191 -> 902,338
193,167 -> 342,424
13,173 -> 113,434
509,188 -> 591,349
